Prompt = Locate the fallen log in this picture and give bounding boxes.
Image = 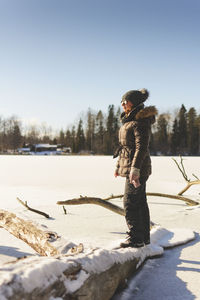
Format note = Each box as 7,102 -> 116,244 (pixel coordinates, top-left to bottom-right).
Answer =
0,226 -> 194,300
0,209 -> 59,256
0,249 -> 140,300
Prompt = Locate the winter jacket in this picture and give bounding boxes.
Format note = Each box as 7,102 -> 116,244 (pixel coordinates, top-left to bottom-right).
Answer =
114,105 -> 158,178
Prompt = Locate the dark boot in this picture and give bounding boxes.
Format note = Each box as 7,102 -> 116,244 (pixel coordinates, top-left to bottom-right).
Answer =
120,232 -> 144,248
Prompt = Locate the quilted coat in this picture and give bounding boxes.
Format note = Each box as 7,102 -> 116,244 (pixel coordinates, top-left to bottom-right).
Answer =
115,105 -> 158,178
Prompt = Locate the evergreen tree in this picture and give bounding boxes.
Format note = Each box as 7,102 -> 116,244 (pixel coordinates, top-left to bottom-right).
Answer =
155,114 -> 169,155
71,126 -> 76,153
58,130 -> 65,146
187,107 -> 199,155
65,129 -> 72,148
95,110 -> 105,154
10,123 -> 22,150
104,105 -> 116,154
170,118 -> 179,155
76,119 -> 85,152
85,109 -> 95,151
196,114 -> 200,154
178,104 -> 187,154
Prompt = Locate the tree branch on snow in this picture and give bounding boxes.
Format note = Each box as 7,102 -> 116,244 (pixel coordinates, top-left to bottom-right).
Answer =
57,197 -> 157,228
172,157 -> 200,196
17,197 -> 50,219
62,205 -> 67,214
177,180 -> 200,196
102,193 -> 198,206
57,197 -> 125,216
0,209 -> 59,256
146,192 -> 198,206
172,156 -> 190,182
57,190 -> 198,221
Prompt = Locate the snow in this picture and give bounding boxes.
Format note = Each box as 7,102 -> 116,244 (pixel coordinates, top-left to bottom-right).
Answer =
0,155 -> 200,299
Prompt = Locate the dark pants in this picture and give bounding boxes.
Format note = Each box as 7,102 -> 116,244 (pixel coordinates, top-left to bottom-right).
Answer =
123,177 -> 150,243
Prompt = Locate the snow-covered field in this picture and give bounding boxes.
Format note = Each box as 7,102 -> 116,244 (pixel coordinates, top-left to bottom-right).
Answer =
0,155 -> 200,299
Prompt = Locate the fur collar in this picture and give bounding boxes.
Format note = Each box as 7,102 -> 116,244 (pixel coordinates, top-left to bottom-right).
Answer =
135,106 -> 158,120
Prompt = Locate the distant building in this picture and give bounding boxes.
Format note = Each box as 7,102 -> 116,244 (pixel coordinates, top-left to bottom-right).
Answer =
17,144 -> 72,155
17,147 -> 31,154
30,144 -> 57,155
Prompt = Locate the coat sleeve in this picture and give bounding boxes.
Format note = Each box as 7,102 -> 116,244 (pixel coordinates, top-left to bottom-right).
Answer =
131,119 -> 150,170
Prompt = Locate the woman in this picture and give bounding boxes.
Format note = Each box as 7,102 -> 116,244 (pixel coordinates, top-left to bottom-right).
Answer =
114,88 -> 157,248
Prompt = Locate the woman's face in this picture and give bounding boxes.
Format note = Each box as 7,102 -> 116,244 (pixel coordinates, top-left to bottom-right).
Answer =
121,100 -> 133,114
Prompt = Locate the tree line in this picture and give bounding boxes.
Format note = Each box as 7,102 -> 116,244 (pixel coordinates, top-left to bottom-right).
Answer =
0,104 -> 200,155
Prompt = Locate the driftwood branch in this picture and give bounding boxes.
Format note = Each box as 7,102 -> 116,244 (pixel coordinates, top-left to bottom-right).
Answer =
57,197 -> 125,216
57,191 -> 198,221
172,157 -> 200,195
177,180 -> 200,196
192,173 -> 199,180
0,209 -> 58,256
146,192 -> 198,206
17,197 -> 50,219
103,193 -> 198,206
172,157 -> 190,182
57,196 -> 153,228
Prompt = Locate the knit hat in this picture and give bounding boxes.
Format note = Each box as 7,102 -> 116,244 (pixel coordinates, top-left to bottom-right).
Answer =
121,88 -> 149,106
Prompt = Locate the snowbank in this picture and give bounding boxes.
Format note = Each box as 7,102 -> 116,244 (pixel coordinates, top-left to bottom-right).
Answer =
0,225 -> 195,300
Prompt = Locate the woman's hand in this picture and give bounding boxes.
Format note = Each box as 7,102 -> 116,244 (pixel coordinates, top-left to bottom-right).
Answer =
114,171 -> 119,177
129,168 -> 141,188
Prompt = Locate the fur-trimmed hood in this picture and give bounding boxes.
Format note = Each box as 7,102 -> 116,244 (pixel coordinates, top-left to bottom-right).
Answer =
121,105 -> 158,124
135,105 -> 158,122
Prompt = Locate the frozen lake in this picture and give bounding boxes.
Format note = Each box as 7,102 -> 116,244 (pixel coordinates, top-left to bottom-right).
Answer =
0,154 -> 199,209
1,154 -> 199,243
0,155 -> 200,299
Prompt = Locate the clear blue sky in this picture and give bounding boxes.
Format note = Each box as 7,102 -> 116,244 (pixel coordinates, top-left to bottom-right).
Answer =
0,0 -> 200,130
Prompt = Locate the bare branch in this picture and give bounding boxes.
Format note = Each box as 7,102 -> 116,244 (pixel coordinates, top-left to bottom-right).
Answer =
172,157 -> 190,182
177,180 -> 200,196
147,192 -> 198,206
17,197 -> 50,219
57,197 -> 125,216
62,205 -> 67,214
103,194 -> 123,201
192,173 -> 199,180
172,157 -> 200,195
180,156 -> 190,181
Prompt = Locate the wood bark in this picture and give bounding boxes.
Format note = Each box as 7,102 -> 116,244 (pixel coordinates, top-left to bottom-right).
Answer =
0,209 -> 59,256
